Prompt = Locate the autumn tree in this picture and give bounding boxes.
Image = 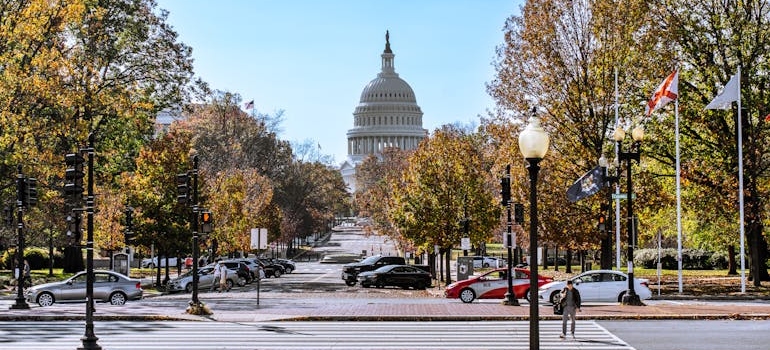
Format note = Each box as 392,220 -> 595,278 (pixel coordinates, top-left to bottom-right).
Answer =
486,0 -> 675,269
354,148 -> 412,248
391,126 -> 500,284
644,0 -> 770,283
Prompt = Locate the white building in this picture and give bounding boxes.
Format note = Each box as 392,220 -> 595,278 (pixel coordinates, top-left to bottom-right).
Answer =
340,31 -> 427,193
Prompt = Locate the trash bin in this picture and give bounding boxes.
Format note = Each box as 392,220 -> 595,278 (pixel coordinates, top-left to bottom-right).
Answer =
114,253 -> 129,276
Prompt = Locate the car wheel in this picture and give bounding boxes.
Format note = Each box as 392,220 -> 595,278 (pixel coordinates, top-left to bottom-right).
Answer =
617,291 -> 626,303
285,266 -> 294,274
549,290 -> 561,305
345,280 -> 356,286
37,292 -> 55,307
414,281 -> 427,290
273,270 -> 282,278
361,282 -> 370,288
376,281 -> 385,288
483,263 -> 490,268
226,279 -> 235,290
147,263 -> 155,269
459,288 -> 476,303
185,284 -> 193,293
523,288 -> 531,302
109,292 -> 127,305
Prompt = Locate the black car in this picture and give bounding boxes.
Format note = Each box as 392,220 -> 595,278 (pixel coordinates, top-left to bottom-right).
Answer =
252,258 -> 284,278
356,265 -> 431,290
220,261 -> 252,284
270,258 -> 296,274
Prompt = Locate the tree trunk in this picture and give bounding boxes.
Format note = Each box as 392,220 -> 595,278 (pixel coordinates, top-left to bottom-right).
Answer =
747,221 -> 770,285
543,245 -> 549,269
443,247 -> 452,285
554,246 -> 559,271
565,250 -> 573,273
727,245 -> 737,275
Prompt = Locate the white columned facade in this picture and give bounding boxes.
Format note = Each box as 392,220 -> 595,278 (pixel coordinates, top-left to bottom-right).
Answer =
340,31 -> 428,193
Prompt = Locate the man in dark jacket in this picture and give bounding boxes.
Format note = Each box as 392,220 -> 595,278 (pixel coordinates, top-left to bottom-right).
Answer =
559,279 -> 582,339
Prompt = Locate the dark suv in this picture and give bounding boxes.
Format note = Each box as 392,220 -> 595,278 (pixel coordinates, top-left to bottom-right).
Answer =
255,258 -> 285,278
220,260 -> 252,284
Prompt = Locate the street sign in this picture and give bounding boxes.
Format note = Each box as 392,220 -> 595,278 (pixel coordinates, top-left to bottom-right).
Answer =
611,193 -> 636,200
460,237 -> 470,250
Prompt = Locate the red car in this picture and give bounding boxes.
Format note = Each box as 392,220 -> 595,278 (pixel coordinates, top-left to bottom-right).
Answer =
444,267 -> 552,303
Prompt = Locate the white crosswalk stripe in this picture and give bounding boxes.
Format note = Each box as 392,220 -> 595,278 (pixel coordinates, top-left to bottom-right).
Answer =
0,320 -> 634,349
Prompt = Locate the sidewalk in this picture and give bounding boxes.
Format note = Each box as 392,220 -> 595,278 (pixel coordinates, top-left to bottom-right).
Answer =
3,291 -> 770,322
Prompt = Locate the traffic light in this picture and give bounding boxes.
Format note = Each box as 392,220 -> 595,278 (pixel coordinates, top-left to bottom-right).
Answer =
598,213 -> 606,232
124,206 -> 134,244
64,153 -> 85,203
500,176 -> 511,206
66,213 -> 81,243
201,210 -> 213,233
24,177 -> 37,207
176,172 -> 192,205
513,203 -> 524,225
3,206 -> 12,227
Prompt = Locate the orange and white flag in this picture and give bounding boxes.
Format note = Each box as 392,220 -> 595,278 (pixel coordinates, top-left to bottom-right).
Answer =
645,70 -> 679,116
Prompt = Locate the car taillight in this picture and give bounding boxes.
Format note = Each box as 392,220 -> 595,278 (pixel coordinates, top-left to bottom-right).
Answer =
640,281 -> 648,287
135,282 -> 141,289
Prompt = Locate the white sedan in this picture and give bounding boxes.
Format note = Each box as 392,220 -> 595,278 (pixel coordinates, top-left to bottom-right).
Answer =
537,269 -> 652,304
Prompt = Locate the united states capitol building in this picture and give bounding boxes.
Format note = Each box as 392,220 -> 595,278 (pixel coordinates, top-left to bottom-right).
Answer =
339,32 -> 428,193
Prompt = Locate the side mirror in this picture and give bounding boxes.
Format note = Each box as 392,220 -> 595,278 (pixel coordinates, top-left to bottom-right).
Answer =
573,280 -> 581,285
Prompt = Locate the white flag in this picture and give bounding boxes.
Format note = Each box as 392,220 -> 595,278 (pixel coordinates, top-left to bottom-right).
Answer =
705,72 -> 740,110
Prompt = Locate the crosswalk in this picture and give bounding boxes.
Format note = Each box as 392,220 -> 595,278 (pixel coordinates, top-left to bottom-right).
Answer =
0,320 -> 634,349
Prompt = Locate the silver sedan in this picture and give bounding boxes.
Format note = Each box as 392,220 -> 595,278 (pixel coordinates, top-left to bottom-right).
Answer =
25,270 -> 143,307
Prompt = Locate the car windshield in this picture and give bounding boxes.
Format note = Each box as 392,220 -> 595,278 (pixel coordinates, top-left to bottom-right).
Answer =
360,256 -> 383,264
373,265 -> 396,273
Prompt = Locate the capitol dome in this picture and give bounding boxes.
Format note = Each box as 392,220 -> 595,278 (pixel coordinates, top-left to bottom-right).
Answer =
341,31 -> 428,192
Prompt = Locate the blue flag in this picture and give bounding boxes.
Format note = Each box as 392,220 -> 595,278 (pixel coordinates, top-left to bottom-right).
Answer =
566,166 -> 605,202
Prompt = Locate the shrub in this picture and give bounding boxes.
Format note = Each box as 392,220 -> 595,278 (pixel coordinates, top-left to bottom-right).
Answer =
634,248 -> 718,270
1,247 -> 57,270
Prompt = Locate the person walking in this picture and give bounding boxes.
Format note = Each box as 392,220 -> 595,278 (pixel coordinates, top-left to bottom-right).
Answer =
211,261 -> 223,292
22,259 -> 31,289
218,262 -> 229,292
559,279 -> 582,339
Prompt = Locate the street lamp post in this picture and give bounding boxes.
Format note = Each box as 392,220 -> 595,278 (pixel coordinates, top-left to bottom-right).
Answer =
518,109 -> 549,350
613,125 -> 645,306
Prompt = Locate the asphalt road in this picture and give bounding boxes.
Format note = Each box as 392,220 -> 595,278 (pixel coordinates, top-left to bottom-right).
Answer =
598,320 -> 770,350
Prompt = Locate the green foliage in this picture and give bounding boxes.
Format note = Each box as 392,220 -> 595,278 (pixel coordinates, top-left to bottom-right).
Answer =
1,247 -> 62,270
634,248 -> 723,270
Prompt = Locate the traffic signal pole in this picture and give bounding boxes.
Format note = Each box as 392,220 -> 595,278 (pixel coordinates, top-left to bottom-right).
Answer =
190,155 -> 201,310
10,165 -> 29,310
79,133 -> 101,350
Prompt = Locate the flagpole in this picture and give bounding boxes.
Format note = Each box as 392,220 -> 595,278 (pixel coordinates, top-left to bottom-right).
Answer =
737,67 -> 745,293
675,98 -> 683,294
614,67 -> 621,271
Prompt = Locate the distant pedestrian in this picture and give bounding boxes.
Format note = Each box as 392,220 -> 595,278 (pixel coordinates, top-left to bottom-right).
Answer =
560,280 -> 582,339
219,263 -> 229,292
211,261 -> 223,292
22,259 -> 31,288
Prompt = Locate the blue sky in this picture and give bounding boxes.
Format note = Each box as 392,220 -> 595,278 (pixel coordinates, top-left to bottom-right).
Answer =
156,0 -> 523,164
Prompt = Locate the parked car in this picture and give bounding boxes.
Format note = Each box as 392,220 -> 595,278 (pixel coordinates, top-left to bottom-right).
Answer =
444,267 -> 552,303
255,258 -> 285,278
270,258 -> 296,274
357,265 -> 432,290
471,256 -> 506,268
537,269 -> 652,304
341,255 -> 407,286
230,258 -> 264,280
167,266 -> 240,293
25,270 -> 143,307
218,261 -> 252,285
141,256 -> 179,269
546,256 -> 568,265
